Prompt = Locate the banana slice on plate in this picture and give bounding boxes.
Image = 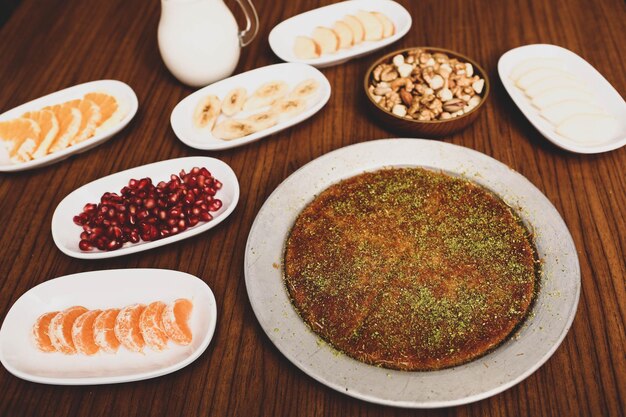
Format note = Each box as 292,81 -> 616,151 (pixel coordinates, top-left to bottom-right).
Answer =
212,119 -> 254,141
222,88 -> 247,116
193,95 -> 221,130
272,98 -> 307,120
245,111 -> 278,132
244,81 -> 289,111
290,79 -> 320,100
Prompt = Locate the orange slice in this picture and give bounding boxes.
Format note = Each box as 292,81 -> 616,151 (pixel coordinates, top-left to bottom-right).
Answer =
162,299 -> 193,345
71,99 -> 101,145
84,92 -> 119,133
114,304 -> 146,352
48,306 -> 88,354
0,118 -> 41,162
32,311 -> 59,352
139,301 -> 169,351
71,309 -> 101,355
94,309 -> 121,353
22,110 -> 59,159
47,99 -> 82,153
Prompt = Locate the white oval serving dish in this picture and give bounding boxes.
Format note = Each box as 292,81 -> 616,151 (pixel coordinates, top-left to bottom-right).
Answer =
171,63 -> 331,151
0,80 -> 139,171
269,0 -> 412,68
498,44 -> 626,154
51,156 -> 239,259
0,268 -> 217,385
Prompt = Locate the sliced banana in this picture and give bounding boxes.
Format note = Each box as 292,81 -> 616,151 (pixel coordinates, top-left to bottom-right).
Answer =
244,81 -> 289,111
212,119 -> 254,141
272,98 -> 307,120
245,110 -> 278,132
290,78 -> 320,100
193,95 -> 221,130
222,87 -> 247,116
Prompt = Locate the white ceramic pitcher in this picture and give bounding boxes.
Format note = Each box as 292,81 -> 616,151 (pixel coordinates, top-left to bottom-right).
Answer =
158,0 -> 259,87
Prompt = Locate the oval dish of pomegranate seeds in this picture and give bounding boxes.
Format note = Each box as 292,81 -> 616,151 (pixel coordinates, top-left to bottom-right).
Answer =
51,157 -> 239,259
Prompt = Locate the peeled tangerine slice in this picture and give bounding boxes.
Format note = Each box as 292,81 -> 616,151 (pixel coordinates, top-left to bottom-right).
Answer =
557,114 -> 621,144
71,99 -> 102,145
516,68 -> 577,90
372,12 -> 395,38
23,110 -> 59,159
114,304 -> 146,352
509,58 -> 564,81
531,88 -> 594,110
72,309 -> 102,355
355,11 -> 383,41
333,21 -> 354,49
47,100 -> 82,153
48,306 -> 88,354
343,15 -> 365,44
0,118 -> 41,163
139,301 -> 169,351
525,77 -> 585,99
541,100 -> 604,125
312,27 -> 339,55
32,311 -> 59,352
94,308 -> 121,353
162,299 -> 193,346
84,92 -> 121,134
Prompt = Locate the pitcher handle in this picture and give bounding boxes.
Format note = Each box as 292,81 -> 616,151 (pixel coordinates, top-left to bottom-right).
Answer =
235,0 -> 259,47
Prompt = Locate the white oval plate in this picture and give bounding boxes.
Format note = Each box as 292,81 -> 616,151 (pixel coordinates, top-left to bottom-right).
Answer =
171,63 -> 331,151
0,268 -> 217,385
0,80 -> 139,171
498,44 -> 626,153
52,156 -> 239,259
269,0 -> 412,68
245,139 -> 580,408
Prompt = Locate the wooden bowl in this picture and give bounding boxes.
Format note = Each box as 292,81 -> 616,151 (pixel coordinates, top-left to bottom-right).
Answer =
363,47 -> 490,138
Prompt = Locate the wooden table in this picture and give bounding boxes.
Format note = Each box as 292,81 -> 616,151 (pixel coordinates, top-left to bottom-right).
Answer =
0,0 -> 624,415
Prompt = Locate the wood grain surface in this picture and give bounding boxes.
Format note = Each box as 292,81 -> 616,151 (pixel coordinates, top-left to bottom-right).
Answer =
0,0 -> 624,416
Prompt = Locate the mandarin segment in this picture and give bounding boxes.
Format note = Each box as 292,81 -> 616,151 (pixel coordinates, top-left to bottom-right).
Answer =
71,99 -> 101,145
22,110 -> 59,159
47,306 -> 88,354
139,301 -> 169,351
162,299 -> 193,345
114,304 -> 146,352
32,311 -> 59,352
71,309 -> 102,355
47,100 -> 82,153
0,118 -> 41,162
93,308 -> 121,353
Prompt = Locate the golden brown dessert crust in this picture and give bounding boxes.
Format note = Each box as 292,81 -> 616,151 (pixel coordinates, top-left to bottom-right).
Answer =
284,168 -> 537,371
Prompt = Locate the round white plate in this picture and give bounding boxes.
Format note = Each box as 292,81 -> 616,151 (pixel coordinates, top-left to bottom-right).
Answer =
171,63 -> 331,151
0,80 -> 138,171
244,139 -> 580,408
52,156 -> 239,259
498,44 -> 626,154
0,268 -> 217,385
269,0 -> 412,68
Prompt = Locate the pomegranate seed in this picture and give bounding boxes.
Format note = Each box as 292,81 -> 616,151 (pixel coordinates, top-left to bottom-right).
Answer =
170,226 -> 179,235
200,212 -> 213,221
107,208 -> 116,219
80,231 -> 89,240
73,215 -> 84,226
208,199 -> 222,211
129,179 -> 138,189
144,198 -> 156,209
107,239 -> 121,251
137,209 -> 150,220
79,240 -> 93,251
188,216 -> 199,226
129,231 -> 140,243
83,203 -> 97,214
213,180 -> 222,189
200,168 -> 211,177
